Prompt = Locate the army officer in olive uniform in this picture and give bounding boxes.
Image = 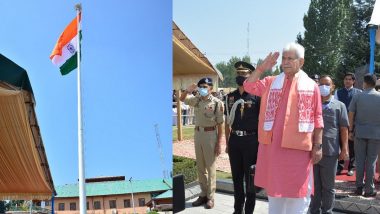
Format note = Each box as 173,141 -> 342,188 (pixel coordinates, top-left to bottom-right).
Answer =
225,61 -> 260,214
179,77 -> 224,209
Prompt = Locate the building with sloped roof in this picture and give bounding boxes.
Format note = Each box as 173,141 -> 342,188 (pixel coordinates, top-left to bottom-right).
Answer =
146,190 -> 172,211
0,54 -> 55,200
46,176 -> 172,214
173,21 -> 224,141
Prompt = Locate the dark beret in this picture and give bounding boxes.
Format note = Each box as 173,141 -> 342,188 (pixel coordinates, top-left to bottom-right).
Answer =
197,77 -> 213,87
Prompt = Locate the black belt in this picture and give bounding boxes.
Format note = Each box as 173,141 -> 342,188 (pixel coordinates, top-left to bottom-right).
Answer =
231,130 -> 257,136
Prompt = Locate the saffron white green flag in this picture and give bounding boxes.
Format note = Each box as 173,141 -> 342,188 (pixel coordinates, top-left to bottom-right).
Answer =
50,13 -> 81,75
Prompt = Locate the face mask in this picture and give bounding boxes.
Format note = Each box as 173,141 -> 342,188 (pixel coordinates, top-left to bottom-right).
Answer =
319,85 -> 331,97
235,76 -> 247,86
198,88 -> 209,97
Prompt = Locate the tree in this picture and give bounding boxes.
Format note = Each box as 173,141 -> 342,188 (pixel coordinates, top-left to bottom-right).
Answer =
216,56 -> 275,88
216,56 -> 251,88
297,0 -> 352,85
0,201 -> 5,214
273,66 -> 281,75
5,200 -> 25,211
343,0 -> 380,75
298,0 -> 380,87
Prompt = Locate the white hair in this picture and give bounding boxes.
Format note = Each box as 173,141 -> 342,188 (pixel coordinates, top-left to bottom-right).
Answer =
283,42 -> 305,59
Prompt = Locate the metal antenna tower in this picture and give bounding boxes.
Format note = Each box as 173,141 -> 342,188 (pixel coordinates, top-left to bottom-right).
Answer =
154,124 -> 168,179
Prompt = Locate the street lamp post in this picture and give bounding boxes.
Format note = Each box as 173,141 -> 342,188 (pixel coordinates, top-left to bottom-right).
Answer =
129,177 -> 136,214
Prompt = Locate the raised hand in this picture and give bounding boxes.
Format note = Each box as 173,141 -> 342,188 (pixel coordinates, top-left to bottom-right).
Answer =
256,52 -> 280,73
186,83 -> 198,93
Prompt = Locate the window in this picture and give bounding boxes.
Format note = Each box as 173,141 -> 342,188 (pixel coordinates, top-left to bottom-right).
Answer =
58,203 -> 65,211
70,202 -> 76,210
109,200 -> 116,209
138,198 -> 145,207
123,199 -> 131,208
86,202 -> 89,210
45,201 -> 50,206
94,201 -> 101,210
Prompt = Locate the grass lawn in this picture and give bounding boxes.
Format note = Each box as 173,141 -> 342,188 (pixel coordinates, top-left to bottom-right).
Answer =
216,170 -> 232,179
172,125 -> 195,141
174,155 -> 232,181
173,125 -> 232,180
172,123 -> 226,141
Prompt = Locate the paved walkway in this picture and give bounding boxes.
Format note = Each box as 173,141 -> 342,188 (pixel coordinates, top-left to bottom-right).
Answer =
173,136 -> 231,173
179,192 -> 267,214
173,132 -> 380,213
179,192 -> 345,214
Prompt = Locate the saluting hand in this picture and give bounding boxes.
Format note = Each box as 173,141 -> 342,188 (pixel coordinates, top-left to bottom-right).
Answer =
186,83 -> 198,93
256,52 -> 280,73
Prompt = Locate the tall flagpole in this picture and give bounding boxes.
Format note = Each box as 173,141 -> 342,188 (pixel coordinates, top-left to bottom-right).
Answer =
75,4 -> 86,214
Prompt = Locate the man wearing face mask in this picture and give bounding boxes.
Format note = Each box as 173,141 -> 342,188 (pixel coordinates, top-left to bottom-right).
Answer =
309,75 -> 348,214
224,61 -> 260,214
179,77 -> 224,209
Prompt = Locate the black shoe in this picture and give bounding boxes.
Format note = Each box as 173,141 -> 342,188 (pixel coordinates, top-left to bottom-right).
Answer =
364,191 -> 377,198
336,170 -> 343,175
354,187 -> 363,196
255,186 -> 263,193
347,169 -> 354,176
192,196 -> 207,206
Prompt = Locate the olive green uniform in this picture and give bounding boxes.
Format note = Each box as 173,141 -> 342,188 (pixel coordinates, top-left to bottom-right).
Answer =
184,94 -> 224,199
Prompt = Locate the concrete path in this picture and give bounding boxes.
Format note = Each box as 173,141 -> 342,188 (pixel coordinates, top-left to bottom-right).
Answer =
173,136 -> 231,173
179,192 -> 346,214
178,192 -> 267,214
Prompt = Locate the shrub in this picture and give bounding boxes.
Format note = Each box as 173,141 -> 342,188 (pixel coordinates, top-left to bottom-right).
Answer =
173,156 -> 197,184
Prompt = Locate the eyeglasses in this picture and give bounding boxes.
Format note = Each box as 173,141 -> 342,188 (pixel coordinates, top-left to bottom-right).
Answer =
198,85 -> 209,89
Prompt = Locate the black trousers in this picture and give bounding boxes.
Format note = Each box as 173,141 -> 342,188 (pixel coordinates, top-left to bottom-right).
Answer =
228,133 -> 259,214
338,139 -> 355,171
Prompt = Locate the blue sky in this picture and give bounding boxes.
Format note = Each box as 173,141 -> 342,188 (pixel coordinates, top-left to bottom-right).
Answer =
174,0 -> 310,66
0,0 -> 172,185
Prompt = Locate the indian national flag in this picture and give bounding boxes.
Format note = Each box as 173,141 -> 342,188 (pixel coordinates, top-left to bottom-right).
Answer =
50,13 -> 81,75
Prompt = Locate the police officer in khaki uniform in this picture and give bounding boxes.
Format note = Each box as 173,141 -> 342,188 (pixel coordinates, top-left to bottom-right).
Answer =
225,61 -> 260,214
180,77 -> 224,209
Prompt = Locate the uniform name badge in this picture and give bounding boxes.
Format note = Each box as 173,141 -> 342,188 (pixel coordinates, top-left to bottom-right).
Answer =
246,100 -> 252,108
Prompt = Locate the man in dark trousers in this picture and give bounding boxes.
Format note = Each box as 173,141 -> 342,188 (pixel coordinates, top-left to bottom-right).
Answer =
224,61 -> 260,214
309,75 -> 349,214
335,72 -> 362,176
349,74 -> 380,197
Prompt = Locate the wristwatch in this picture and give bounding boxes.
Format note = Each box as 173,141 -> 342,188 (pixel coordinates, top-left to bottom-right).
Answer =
313,143 -> 322,150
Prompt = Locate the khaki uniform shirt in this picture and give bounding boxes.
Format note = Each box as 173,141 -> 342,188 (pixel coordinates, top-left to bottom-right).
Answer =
184,94 -> 224,127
